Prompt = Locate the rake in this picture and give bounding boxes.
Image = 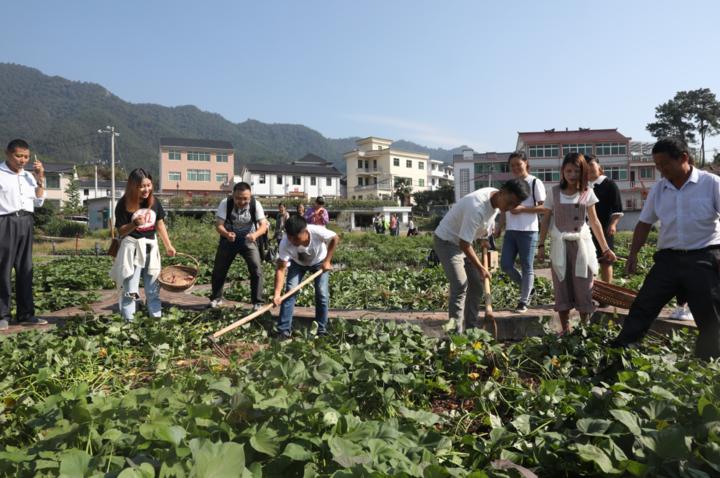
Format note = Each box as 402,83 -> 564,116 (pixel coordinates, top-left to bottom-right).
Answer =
208,269 -> 325,358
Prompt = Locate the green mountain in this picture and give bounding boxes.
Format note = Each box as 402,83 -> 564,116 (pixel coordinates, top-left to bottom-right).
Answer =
0,63 -> 461,173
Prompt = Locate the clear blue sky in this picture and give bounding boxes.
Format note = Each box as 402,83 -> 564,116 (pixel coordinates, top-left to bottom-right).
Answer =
4,0 -> 720,153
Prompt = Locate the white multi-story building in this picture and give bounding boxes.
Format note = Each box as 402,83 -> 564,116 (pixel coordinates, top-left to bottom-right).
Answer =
344,137 -> 431,200
237,154 -> 342,198
452,149 -> 514,202
79,179 -> 127,205
428,159 -> 454,191
24,163 -> 77,208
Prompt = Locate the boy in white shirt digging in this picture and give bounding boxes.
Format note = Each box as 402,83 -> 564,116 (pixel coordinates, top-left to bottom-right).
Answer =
272,215 -> 340,339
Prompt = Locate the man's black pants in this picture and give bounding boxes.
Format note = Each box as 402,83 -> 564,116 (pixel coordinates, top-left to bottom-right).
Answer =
614,248 -> 720,359
210,237 -> 264,304
0,213 -> 35,321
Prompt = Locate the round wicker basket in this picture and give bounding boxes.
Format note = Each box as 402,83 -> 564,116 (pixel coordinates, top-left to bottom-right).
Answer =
158,253 -> 200,292
592,280 -> 637,309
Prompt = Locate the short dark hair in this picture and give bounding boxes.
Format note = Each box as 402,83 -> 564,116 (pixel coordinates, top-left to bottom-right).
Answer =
285,215 -> 307,237
233,182 -> 251,193
652,137 -> 689,160
278,202 -> 285,208
6,139 -> 30,153
584,153 -> 598,164
507,151 -> 527,163
500,178 -> 531,201
315,196 -> 325,206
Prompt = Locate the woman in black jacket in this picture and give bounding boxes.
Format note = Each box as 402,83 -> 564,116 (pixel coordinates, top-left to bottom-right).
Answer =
586,154 -> 623,284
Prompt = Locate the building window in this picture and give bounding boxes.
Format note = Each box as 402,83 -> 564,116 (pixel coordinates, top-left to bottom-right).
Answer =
364,160 -> 369,169
406,160 -> 412,168
83,188 -> 89,196
535,168 -> 561,182
639,167 -> 654,180
418,161 -> 425,170
432,178 -> 437,185
459,169 -> 470,198
168,150 -> 181,161
168,171 -> 182,181
432,164 -> 437,171
311,177 -> 316,186
216,173 -> 228,183
357,159 -> 363,169
326,177 -> 332,186
596,143 -> 627,156
216,153 -> 229,163
373,160 -> 377,169
528,144 -> 560,158
357,177 -> 364,186
562,144 -> 594,155
258,174 -> 266,184
292,176 -> 301,186
45,174 -> 60,189
605,167 -> 628,181
472,162 -> 508,174
187,151 -> 211,161
393,157 -> 400,167
276,175 -> 283,185
188,169 -> 211,181
419,178 -> 425,187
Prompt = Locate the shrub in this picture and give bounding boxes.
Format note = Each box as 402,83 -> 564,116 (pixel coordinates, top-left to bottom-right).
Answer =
44,218 -> 88,237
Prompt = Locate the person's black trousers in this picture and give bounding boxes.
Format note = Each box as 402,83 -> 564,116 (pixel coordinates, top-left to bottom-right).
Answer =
613,248 -> 720,359
0,213 -> 35,321
210,237 -> 264,304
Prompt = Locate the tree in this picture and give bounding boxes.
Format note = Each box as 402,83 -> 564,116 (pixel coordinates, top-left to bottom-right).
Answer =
394,178 -> 413,206
63,178 -> 82,215
412,184 -> 455,211
647,88 -> 720,166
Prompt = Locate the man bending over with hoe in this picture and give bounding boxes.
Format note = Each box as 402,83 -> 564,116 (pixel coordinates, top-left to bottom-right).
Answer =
272,215 -> 339,340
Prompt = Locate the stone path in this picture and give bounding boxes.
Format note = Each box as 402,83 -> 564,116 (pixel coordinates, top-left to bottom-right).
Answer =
1,269 -> 696,339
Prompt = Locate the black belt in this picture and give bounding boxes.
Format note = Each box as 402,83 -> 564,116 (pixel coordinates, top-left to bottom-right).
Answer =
0,210 -> 32,217
661,245 -> 720,254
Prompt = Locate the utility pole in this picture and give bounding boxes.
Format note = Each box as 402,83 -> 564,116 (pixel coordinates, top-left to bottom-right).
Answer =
98,126 -> 119,227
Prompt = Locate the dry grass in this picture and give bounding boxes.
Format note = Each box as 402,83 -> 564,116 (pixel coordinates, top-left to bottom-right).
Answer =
33,237 -> 108,255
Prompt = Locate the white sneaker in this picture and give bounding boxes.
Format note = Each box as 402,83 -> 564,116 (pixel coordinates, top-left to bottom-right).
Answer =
678,307 -> 694,321
210,299 -> 223,309
670,306 -> 693,321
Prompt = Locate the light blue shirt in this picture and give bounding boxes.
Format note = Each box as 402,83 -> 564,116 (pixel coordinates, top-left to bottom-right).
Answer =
639,167 -> 720,250
0,161 -> 45,214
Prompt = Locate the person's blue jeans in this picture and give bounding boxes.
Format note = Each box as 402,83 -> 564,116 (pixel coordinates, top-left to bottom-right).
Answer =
278,261 -> 329,334
119,252 -> 162,322
500,230 -> 538,305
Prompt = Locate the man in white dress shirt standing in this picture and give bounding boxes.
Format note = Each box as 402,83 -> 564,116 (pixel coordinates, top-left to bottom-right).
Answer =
0,139 -> 47,330
612,138 -> 720,359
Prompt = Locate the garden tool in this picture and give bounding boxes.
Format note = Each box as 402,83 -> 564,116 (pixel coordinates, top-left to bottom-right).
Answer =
208,269 -> 325,355
481,244 -> 498,338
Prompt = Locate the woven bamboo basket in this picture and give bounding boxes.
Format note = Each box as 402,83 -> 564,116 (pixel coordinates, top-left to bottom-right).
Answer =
592,280 -> 637,309
158,253 -> 200,292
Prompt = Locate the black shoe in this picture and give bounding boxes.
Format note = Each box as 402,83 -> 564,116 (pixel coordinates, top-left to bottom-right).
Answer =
19,317 -> 48,326
514,302 -> 528,313
274,331 -> 292,341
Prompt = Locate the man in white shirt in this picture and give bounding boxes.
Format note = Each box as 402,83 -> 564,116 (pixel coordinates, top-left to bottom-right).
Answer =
612,138 -> 720,359
434,178 -> 530,333
0,139 -> 47,330
272,215 -> 339,339
209,182 -> 269,310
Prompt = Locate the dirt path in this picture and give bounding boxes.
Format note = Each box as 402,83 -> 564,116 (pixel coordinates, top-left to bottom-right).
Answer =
1,269 -> 695,338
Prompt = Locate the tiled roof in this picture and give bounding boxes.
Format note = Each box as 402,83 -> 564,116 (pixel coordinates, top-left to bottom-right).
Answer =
517,129 -> 630,143
159,137 -> 234,150
243,163 -> 343,177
